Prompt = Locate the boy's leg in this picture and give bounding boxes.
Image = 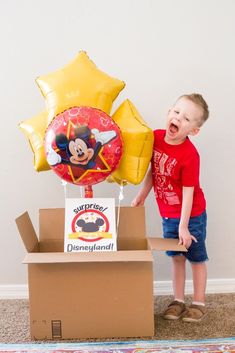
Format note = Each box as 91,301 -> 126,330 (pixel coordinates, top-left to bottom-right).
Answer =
163,255 -> 186,320
172,255 -> 186,301
162,217 -> 188,320
191,262 -> 207,303
182,262 -> 207,322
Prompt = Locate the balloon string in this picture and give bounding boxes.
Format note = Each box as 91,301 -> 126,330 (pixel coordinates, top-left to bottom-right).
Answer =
61,179 -> 68,199
116,182 -> 124,235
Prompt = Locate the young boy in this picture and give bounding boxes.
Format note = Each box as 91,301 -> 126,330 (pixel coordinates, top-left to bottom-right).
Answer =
132,93 -> 209,322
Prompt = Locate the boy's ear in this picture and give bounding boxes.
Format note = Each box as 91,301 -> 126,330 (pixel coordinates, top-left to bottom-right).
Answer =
189,127 -> 200,136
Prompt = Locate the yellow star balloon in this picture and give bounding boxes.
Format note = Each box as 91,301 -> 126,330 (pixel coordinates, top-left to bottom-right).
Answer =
19,111 -> 50,171
109,99 -> 154,185
36,51 -> 125,123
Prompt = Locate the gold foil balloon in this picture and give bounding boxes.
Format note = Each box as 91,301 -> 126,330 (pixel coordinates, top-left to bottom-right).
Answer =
19,52 -> 152,184
19,111 -> 50,171
109,99 -> 153,185
36,51 -> 126,124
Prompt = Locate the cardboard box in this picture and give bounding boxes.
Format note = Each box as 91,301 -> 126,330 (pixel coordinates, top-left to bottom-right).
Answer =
16,206 -> 186,340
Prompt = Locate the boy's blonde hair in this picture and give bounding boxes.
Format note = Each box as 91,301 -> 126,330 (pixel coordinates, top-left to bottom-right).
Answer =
179,93 -> 209,126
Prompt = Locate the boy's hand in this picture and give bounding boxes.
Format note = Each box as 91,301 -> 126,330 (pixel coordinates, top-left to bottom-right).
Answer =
131,195 -> 145,207
178,226 -> 197,249
131,168 -> 153,207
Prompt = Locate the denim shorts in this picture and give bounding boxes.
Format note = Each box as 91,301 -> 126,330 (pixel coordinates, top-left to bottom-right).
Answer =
162,211 -> 208,263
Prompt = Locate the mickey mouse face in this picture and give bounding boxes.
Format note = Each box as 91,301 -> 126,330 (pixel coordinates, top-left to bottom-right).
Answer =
69,138 -> 94,165
76,218 -> 105,232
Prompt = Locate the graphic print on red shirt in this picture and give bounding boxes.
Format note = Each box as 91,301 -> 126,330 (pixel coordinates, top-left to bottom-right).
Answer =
151,130 -> 206,218
152,150 -> 179,205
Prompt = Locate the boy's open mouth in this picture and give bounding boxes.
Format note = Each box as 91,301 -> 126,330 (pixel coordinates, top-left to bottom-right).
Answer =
169,123 -> 178,133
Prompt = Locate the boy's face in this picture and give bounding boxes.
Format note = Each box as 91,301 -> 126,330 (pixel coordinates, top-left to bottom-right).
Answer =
165,97 -> 203,145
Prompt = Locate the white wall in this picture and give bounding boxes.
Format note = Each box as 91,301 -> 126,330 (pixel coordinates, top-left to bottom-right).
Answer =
1,0 -> 235,287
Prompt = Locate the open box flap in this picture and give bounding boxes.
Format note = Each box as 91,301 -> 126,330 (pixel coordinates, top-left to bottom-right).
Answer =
39,208 -> 64,241
148,237 -> 187,252
15,212 -> 39,252
116,206 -> 146,239
23,250 -> 153,264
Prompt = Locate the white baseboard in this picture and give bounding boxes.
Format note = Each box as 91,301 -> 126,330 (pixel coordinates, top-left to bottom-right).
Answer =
0,285 -> 29,299
154,278 -> 235,295
0,279 -> 234,299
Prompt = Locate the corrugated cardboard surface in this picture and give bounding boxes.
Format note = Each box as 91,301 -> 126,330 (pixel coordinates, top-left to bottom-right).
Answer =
28,261 -> 154,339
116,206 -> 146,239
39,208 -> 64,241
16,206 -> 186,340
24,250 -> 153,264
148,237 -> 187,252
15,212 -> 39,252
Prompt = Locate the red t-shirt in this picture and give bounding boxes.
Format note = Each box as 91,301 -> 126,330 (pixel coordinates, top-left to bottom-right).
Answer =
151,129 -> 206,218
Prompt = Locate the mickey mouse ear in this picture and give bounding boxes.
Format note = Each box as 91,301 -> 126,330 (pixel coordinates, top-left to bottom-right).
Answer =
74,125 -> 91,141
96,218 -> 105,226
55,134 -> 69,149
76,219 -> 86,227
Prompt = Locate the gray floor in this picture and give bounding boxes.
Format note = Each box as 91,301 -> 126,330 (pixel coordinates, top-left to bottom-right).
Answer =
0,294 -> 234,343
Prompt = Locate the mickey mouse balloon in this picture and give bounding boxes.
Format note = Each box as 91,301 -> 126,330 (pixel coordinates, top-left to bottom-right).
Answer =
45,106 -> 123,185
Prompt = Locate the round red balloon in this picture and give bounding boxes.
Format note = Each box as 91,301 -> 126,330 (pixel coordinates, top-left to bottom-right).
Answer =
45,107 -> 123,185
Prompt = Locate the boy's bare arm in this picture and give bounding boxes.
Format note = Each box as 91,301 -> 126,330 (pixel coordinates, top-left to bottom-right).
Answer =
131,168 -> 153,206
179,186 -> 198,248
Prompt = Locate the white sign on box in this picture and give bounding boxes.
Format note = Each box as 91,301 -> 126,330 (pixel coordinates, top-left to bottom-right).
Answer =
64,198 -> 117,252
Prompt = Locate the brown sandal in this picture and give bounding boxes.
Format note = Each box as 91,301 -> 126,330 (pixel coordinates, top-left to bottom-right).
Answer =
182,304 -> 206,322
162,300 -> 186,320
